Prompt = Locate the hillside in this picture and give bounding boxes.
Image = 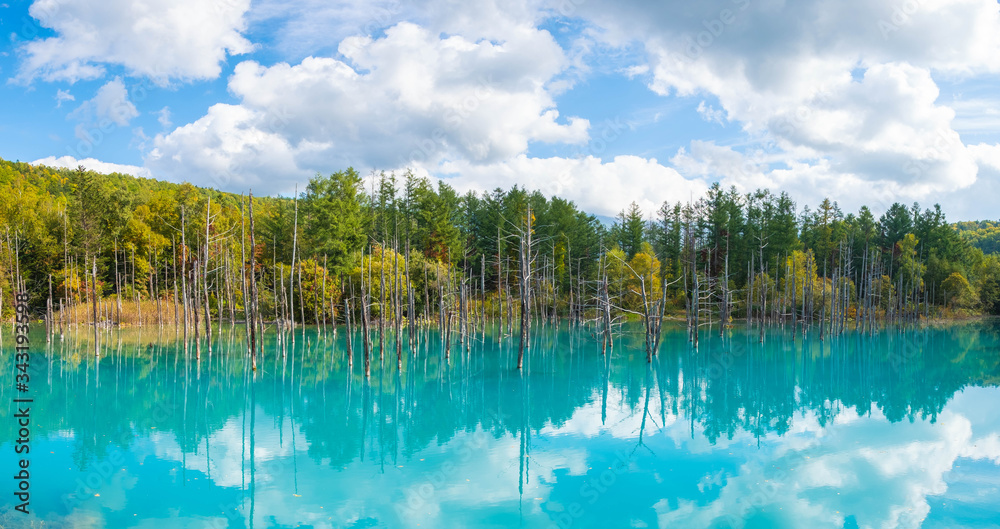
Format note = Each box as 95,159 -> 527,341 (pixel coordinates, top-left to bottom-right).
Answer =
955,220 -> 1000,255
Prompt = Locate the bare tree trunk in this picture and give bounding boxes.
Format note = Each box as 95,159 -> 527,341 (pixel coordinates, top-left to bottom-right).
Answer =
362,248 -> 372,378
321,256 -> 328,334
193,255 -> 201,359
379,245 -> 386,361
91,258 -> 99,356
227,248 -> 235,325
247,194 -> 259,371
516,207 -> 533,370
791,255 -> 797,340
345,296 -> 354,368
46,274 -> 53,342
820,261 -> 828,341
204,197 -> 213,344
114,239 -> 122,325
153,251 -> 161,327
406,243 -> 415,348
181,207 -> 190,350
394,242 -> 403,369
299,263 -> 306,335
290,188 -> 299,341
132,246 -> 141,327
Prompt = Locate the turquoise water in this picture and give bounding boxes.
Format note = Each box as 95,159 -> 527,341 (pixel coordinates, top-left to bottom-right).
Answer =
2,321 -> 1000,528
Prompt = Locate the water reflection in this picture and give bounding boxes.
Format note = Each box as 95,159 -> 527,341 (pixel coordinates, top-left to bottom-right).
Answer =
1,320 -> 999,528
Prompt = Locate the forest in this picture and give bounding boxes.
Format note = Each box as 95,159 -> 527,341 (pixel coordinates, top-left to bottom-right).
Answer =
956,220 -> 1000,255
2,157 -> 999,365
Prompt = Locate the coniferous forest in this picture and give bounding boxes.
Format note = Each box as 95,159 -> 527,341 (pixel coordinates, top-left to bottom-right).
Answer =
2,157 -> 999,367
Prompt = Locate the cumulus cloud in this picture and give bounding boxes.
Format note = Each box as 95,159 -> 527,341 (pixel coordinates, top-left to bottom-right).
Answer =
70,77 -> 138,127
17,0 -> 254,84
248,0 -> 408,58
146,103 -> 309,191
669,140 -> 948,216
147,21 -> 589,194
566,0 -> 1000,211
156,107 -> 172,129
39,0 -> 996,220
652,403 -> 1000,529
438,154 -> 708,217
33,155 -> 152,178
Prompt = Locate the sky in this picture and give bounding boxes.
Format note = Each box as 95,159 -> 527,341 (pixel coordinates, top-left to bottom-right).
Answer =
2,0 -> 1000,220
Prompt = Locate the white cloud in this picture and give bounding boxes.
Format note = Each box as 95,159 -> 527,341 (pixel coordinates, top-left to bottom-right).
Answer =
951,98 -> 1000,135
30,0 -> 999,221
147,21 -> 589,195
157,107 -> 172,128
438,154 -> 708,217
146,103 -> 309,191
566,0 -> 1000,212
968,142 -> 1000,173
246,0 -> 550,69
70,77 -> 138,127
669,140 -> 946,216
247,0 -> 407,58
652,405 -> 1000,529
696,101 -> 725,125
17,0 -> 253,84
33,155 -> 152,178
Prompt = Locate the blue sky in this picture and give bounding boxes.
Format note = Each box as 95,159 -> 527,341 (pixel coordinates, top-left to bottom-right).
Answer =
2,0 -> 1000,220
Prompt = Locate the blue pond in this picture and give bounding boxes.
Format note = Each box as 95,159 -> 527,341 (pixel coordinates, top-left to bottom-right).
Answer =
2,320 -> 1000,528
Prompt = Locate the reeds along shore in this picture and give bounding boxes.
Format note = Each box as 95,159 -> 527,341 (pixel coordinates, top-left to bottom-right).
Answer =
3,163 -> 1000,371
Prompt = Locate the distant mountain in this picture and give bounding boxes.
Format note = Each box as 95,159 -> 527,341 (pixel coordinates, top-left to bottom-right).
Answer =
595,214 -> 617,227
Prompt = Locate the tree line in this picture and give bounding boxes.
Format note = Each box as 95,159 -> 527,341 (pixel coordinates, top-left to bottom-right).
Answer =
1,158 -> 998,366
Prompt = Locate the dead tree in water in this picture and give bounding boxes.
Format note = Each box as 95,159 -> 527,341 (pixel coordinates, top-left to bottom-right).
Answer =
362,247 -> 373,378
345,278 -> 355,367
515,206 -> 535,370
181,206 -> 189,350
290,187 -> 299,341
90,257 -> 99,355
609,252 -> 679,362
239,202 -> 250,360
406,241 -> 416,348
203,197 -> 213,348
247,192 -> 260,371
601,272 -> 613,353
